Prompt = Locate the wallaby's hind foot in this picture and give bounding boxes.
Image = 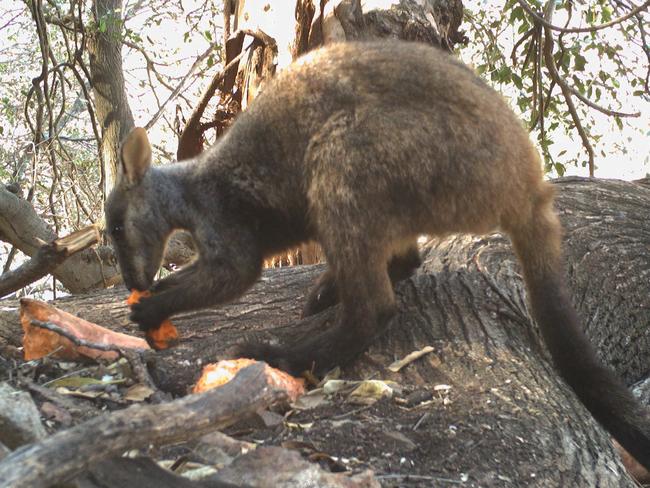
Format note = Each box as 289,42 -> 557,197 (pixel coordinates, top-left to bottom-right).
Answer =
232,311 -> 374,375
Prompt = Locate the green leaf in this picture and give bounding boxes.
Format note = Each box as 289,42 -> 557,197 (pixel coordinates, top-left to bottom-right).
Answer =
574,54 -> 586,71
601,6 -> 613,22
497,65 -> 512,83
554,163 -> 566,176
615,116 -> 623,131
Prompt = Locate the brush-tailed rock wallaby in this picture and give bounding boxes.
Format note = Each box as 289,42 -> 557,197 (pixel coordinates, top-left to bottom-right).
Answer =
106,40 -> 650,468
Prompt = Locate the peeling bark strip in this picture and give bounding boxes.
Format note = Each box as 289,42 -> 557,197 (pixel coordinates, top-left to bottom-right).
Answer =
0,364 -> 284,488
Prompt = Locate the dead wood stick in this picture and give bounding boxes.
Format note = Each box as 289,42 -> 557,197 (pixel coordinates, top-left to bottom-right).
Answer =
0,363 -> 285,488
0,225 -> 99,299
29,319 -> 133,353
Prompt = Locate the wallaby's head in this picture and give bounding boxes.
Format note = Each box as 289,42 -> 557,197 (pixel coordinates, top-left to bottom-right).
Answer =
105,127 -> 170,291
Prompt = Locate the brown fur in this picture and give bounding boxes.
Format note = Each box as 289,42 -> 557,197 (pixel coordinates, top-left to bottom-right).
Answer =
106,40 -> 650,469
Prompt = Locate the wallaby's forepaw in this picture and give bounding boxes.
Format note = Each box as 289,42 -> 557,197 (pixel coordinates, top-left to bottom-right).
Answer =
130,294 -> 167,331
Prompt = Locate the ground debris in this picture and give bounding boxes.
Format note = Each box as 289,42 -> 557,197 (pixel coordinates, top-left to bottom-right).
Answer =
0,382 -> 47,448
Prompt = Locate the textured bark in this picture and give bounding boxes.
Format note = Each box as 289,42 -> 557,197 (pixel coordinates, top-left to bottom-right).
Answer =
86,0 -> 135,199
0,177 -> 648,485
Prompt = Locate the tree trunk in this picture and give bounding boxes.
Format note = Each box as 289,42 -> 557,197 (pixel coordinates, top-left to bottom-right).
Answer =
86,0 -> 135,200
1,177 -> 648,486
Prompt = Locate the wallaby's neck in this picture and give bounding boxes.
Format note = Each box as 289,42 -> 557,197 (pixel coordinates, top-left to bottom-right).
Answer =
148,167 -> 196,232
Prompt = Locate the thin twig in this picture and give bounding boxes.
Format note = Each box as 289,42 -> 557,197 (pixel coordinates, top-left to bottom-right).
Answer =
143,41 -> 220,130
29,319 -> 147,354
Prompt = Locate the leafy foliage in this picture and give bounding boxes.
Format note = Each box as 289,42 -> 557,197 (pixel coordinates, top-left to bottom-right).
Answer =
463,0 -> 649,176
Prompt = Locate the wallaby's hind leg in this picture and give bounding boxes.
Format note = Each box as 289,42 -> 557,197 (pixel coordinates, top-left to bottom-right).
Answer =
302,241 -> 421,317
237,235 -> 398,375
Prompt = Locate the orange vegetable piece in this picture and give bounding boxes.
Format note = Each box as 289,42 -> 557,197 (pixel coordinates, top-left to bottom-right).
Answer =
126,289 -> 179,350
193,358 -> 305,402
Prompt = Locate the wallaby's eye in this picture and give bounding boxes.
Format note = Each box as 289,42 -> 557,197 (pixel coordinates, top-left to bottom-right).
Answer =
111,224 -> 125,238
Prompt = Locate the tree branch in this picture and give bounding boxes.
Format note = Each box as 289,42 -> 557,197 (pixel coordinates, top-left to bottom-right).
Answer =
541,2 -> 595,176
143,42 -> 219,131
515,0 -> 650,34
0,226 -> 99,299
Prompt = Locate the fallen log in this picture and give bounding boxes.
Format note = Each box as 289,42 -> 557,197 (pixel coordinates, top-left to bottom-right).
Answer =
0,363 -> 284,488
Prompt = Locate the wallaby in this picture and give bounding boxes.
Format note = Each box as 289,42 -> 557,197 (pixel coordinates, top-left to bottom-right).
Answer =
106,40 -> 650,469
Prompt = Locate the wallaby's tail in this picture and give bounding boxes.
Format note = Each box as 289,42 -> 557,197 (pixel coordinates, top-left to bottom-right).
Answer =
508,184 -> 650,470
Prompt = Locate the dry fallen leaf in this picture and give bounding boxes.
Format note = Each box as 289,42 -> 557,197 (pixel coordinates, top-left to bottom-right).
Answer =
124,383 -> 155,402
349,380 -> 398,405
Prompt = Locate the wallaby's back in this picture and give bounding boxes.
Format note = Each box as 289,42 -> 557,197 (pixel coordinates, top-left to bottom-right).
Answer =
207,41 -> 546,245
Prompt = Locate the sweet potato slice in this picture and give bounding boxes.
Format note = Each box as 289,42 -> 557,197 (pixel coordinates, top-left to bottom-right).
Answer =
20,298 -> 149,361
193,358 -> 305,402
127,290 -> 179,350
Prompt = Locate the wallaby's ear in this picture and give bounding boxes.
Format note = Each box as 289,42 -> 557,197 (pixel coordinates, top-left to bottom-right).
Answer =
120,127 -> 152,186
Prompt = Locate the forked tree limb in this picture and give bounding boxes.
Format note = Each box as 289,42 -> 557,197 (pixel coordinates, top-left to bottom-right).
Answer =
0,363 -> 285,488
0,225 -> 100,299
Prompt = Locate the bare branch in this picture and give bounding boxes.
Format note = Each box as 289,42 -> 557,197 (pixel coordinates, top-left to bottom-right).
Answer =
143,42 -> 219,130
0,226 -> 100,298
541,1 -> 595,176
515,0 -> 650,34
